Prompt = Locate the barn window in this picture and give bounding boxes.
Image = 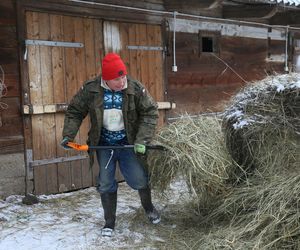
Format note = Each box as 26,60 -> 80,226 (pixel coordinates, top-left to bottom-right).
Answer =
202,37 -> 214,52
199,31 -> 220,55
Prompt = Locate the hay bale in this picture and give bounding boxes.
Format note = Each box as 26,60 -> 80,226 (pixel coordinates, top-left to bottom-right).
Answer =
202,73 -> 300,249
147,115 -> 235,210
146,73 -> 300,249
222,73 -> 300,180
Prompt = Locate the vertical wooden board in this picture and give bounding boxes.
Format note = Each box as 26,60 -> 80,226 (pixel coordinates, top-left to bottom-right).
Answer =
103,21 -> 110,55
63,15 -> 83,191
57,15 -> 75,192
84,18 -> 96,80
112,22 -> 121,53
135,24 -> 143,82
94,19 -> 103,76
74,16 -> 91,188
128,24 -> 138,79
83,18 -> 99,184
154,25 -> 164,101
145,24 -> 157,99
38,12 -> 58,194
153,25 -> 165,127
104,21 -> 121,55
119,23 -> 130,74
26,11 -> 47,194
138,24 -> 150,93
50,14 -> 67,193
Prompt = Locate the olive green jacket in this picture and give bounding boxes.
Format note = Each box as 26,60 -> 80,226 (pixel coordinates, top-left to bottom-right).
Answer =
62,75 -> 158,166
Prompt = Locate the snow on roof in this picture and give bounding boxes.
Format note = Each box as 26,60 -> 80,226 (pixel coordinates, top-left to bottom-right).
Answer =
270,0 -> 300,6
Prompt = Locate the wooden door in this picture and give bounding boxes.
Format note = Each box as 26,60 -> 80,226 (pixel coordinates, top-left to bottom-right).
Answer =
25,11 -> 103,194
103,21 -> 165,126
24,13 -> 165,195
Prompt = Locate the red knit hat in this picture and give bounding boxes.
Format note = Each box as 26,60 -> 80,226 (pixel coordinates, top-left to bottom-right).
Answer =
102,53 -> 127,81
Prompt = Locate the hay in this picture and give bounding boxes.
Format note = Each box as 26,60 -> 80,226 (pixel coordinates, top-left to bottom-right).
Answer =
146,73 -> 300,249
202,175 -> 300,249
204,73 -> 300,249
147,115 -> 236,211
222,73 -> 300,180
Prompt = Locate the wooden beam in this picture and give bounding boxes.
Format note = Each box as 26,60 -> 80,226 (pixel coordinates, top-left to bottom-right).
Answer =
270,10 -> 300,26
18,0 -> 165,25
223,5 -> 279,19
23,101 -> 176,114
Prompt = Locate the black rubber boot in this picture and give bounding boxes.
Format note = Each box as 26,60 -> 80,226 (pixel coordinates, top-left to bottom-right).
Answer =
100,192 -> 117,233
138,187 -> 161,224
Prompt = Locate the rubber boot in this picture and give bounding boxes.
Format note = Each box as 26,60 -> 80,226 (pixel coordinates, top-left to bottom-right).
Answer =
100,192 -> 117,236
138,187 -> 161,224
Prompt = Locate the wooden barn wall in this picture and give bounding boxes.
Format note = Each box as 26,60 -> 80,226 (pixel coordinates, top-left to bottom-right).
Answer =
1,0 -> 299,156
0,0 -> 23,154
166,29 -> 288,117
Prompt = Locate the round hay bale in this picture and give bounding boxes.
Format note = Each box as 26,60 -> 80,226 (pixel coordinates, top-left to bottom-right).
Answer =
222,73 -> 300,180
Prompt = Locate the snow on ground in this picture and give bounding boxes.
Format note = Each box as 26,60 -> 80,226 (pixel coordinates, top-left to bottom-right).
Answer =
0,180 -> 189,250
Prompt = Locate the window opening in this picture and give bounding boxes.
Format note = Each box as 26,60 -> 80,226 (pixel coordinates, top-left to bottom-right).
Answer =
202,37 -> 214,52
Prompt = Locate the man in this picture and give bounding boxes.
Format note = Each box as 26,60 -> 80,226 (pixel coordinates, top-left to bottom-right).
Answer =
61,53 -> 160,237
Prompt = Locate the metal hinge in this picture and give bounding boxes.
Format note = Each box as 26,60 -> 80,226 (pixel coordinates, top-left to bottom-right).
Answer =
25,39 -> 84,48
127,45 -> 163,51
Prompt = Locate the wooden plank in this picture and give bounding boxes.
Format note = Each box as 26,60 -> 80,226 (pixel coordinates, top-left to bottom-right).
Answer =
0,97 -> 22,137
140,24 -> 151,98
0,0 -> 16,24
50,14 -> 66,194
0,135 -> 24,155
145,24 -> 156,99
0,25 -> 17,48
119,22 -> 130,73
135,24 -> 143,83
153,24 -> 165,127
94,19 -> 103,76
128,24 -> 138,79
63,15 -> 82,191
84,18 -> 97,80
30,154 -> 88,167
26,11 -> 47,194
83,17 -> 100,185
90,18 -> 104,185
74,16 -> 90,188
16,0 -> 165,25
38,12 -> 58,194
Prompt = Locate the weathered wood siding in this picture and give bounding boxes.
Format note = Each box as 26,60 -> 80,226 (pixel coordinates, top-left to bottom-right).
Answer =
0,0 -> 23,154
166,21 -> 290,117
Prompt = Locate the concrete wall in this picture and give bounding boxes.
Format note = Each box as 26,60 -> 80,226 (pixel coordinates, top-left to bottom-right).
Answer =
0,153 -> 25,199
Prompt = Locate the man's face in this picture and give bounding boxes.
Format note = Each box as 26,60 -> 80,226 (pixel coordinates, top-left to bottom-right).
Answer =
106,75 -> 127,91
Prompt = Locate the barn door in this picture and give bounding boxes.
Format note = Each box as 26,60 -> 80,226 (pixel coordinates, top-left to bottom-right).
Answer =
24,11 -> 103,194
24,13 -> 166,195
103,21 -> 165,126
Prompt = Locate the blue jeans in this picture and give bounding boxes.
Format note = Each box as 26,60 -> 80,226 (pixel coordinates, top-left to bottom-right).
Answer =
96,148 -> 149,193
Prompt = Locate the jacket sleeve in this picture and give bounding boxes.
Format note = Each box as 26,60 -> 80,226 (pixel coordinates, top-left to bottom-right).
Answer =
135,87 -> 159,144
62,86 -> 90,141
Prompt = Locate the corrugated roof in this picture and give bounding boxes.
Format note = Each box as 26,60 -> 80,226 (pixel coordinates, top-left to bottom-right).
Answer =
270,0 -> 300,6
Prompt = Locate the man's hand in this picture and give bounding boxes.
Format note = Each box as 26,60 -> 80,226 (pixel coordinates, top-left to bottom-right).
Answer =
60,137 -> 72,150
134,143 -> 146,154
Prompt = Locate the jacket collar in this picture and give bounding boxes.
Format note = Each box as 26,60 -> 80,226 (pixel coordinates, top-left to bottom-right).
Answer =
100,77 -> 128,91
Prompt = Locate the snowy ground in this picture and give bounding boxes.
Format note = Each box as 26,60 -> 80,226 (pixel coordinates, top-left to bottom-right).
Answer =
0,181 -> 190,250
